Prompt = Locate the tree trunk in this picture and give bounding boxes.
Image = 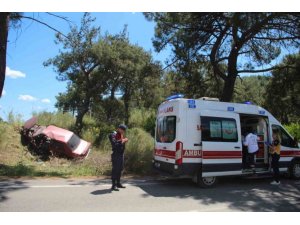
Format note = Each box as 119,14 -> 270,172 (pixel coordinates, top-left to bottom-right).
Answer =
221,50 -> 238,102
75,111 -> 86,135
0,13 -> 10,98
123,90 -> 130,126
106,87 -> 115,123
220,76 -> 236,102
75,94 -> 90,135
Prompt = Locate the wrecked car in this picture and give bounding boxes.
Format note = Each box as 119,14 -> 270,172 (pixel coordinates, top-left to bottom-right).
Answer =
20,117 -> 91,160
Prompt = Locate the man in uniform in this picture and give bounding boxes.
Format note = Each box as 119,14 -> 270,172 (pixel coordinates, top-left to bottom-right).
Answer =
109,124 -> 128,191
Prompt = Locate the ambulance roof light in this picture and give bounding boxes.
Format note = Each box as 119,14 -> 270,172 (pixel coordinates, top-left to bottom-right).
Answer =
166,94 -> 184,101
244,101 -> 252,105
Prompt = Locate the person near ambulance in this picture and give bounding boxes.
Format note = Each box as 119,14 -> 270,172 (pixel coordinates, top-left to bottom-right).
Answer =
243,128 -> 259,170
269,130 -> 281,185
109,124 -> 128,191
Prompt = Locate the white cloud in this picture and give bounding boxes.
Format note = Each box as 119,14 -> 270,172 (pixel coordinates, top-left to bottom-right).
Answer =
2,89 -> 6,96
18,94 -> 37,101
6,67 -> 26,79
41,98 -> 51,104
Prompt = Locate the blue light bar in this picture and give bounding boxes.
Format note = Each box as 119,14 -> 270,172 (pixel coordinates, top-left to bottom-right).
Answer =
244,101 -> 252,105
166,94 -> 184,101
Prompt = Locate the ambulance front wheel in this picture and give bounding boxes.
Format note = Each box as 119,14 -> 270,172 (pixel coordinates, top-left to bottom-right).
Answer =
195,172 -> 217,188
290,160 -> 300,179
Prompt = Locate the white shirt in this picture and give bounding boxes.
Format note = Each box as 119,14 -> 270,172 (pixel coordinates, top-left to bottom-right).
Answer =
243,133 -> 259,153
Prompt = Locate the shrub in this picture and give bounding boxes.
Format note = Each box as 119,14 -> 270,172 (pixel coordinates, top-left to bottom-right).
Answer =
129,108 -> 156,135
123,127 -> 154,174
7,110 -> 23,127
285,123 -> 300,140
0,122 -> 7,148
32,111 -> 75,130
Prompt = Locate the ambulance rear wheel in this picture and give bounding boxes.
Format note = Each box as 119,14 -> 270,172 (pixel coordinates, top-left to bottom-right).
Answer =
196,174 -> 217,188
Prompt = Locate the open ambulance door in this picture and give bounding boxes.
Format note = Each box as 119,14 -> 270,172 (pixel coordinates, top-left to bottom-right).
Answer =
200,110 -> 243,178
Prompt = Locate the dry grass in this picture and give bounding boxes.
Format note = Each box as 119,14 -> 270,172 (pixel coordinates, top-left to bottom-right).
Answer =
0,121 -> 155,178
0,122 -> 112,177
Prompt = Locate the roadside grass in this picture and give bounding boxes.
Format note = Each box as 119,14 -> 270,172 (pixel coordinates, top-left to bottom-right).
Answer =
0,121 -> 112,177
0,120 -> 154,178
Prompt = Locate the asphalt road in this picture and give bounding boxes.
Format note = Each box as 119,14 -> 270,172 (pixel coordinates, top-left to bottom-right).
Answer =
1,176 -> 300,212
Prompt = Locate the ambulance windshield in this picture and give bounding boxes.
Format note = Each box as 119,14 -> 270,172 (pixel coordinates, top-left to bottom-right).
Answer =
156,116 -> 176,143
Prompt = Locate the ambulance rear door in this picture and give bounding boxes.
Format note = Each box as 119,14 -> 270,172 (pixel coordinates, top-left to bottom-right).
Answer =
200,110 -> 243,177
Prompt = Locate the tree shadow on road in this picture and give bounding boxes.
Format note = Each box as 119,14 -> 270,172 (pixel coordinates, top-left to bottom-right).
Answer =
0,178 -> 28,203
137,177 -> 300,212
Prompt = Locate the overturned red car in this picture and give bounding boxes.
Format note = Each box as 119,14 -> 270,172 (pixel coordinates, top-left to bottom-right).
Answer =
20,117 -> 91,159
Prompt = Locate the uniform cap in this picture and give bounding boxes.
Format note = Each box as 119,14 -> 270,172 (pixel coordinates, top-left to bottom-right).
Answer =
118,124 -> 127,130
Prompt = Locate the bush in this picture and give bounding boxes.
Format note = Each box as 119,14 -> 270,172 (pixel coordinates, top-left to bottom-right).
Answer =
0,122 -> 8,148
285,123 -> 300,140
143,114 -> 156,137
129,108 -> 156,135
32,111 -> 75,130
124,127 -> 154,174
7,110 -> 23,127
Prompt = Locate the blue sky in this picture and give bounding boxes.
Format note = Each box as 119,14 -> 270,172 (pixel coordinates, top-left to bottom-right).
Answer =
0,12 -> 170,121
1,12 -> 298,121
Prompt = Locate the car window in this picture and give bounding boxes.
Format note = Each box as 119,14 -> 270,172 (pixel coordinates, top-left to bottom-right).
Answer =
67,134 -> 81,151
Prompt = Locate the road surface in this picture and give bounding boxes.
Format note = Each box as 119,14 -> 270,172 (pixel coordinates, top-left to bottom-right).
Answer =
1,176 -> 300,211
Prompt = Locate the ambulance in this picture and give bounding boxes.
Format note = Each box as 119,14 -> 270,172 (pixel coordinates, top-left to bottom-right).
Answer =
153,94 -> 300,187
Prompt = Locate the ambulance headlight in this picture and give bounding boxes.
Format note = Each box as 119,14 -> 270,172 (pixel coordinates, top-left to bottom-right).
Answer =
174,165 -> 178,170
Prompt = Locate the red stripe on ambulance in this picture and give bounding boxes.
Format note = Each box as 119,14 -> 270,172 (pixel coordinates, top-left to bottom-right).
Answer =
281,150 -> 300,157
154,149 -> 242,159
202,151 -> 242,159
154,149 -> 175,159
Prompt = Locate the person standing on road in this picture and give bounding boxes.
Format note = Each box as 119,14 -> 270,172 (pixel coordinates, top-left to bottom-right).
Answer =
270,130 -> 281,185
109,124 -> 128,191
243,128 -> 259,171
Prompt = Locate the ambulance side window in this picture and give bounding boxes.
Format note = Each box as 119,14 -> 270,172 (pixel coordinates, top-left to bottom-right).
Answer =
156,116 -> 176,143
201,116 -> 238,142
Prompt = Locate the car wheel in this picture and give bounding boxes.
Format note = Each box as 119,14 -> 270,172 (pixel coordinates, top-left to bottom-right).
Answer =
290,161 -> 300,180
196,171 -> 217,188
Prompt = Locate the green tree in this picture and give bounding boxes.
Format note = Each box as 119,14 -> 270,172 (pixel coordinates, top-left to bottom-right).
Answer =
145,13 -> 300,102
44,13 -> 106,134
93,30 -> 162,125
233,75 -> 270,105
264,54 -> 300,124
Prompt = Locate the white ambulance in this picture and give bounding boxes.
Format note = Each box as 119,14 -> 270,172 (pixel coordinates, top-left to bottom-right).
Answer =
153,94 -> 300,187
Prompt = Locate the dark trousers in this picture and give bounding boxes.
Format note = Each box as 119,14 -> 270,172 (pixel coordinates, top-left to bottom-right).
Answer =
248,152 -> 256,168
271,153 -> 280,182
242,146 -> 248,169
111,153 -> 124,185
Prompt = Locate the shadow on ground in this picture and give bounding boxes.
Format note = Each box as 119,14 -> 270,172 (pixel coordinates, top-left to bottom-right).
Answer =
136,177 -> 300,211
0,163 -> 68,178
67,175 -> 300,211
0,178 -> 28,203
91,189 -> 112,195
